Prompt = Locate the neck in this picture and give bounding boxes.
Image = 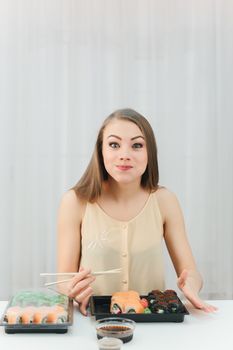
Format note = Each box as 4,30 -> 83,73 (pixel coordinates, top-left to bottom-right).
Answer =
103,178 -> 145,202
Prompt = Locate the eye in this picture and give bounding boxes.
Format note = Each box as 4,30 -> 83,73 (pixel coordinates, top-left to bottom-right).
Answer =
132,143 -> 143,149
109,142 -> 120,149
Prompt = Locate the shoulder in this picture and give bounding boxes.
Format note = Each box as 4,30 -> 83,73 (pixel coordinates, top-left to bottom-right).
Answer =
154,186 -> 178,203
153,186 -> 182,223
58,190 -> 87,223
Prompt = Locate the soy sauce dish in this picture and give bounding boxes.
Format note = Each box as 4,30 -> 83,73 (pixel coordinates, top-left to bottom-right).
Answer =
96,317 -> 135,343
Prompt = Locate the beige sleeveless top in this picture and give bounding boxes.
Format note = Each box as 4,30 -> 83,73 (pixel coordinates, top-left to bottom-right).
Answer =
80,192 -> 165,295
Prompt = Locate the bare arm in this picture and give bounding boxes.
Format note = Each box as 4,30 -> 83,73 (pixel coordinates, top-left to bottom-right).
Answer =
57,190 -> 95,315
156,188 -> 217,312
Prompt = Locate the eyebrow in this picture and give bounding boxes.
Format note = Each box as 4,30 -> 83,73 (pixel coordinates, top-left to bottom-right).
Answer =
107,134 -> 145,140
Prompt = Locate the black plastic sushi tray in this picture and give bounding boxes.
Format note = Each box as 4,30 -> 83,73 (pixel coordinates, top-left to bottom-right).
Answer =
90,295 -> 189,323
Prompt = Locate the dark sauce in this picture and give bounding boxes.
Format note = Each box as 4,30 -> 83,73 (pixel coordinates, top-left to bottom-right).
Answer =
97,325 -> 133,343
100,325 -> 130,332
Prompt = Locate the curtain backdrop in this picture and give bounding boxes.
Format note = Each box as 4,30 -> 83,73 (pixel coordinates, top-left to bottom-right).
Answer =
0,0 -> 232,300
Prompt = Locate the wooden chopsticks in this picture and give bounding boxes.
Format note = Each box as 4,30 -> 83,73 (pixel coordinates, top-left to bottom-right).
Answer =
40,268 -> 122,287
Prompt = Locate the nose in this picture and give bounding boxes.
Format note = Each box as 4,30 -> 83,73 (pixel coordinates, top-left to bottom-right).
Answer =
119,150 -> 131,161
119,144 -> 131,161
120,156 -> 130,161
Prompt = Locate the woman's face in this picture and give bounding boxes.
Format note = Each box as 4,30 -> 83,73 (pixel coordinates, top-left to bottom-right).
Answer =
102,119 -> 148,184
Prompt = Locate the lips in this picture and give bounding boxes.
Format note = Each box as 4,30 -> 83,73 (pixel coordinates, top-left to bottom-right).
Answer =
116,165 -> 133,171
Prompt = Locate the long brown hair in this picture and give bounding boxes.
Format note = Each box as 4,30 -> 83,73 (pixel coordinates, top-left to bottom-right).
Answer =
72,108 -> 159,202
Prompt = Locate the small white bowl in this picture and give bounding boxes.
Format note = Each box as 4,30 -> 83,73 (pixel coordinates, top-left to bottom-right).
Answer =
98,337 -> 123,350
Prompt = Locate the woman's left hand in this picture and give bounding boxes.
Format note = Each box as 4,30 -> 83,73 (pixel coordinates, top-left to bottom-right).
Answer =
177,269 -> 218,313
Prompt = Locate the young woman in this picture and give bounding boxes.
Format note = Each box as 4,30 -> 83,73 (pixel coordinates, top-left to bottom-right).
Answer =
57,108 -> 217,315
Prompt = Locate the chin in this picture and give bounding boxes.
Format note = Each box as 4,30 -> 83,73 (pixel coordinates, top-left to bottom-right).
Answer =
110,175 -> 136,184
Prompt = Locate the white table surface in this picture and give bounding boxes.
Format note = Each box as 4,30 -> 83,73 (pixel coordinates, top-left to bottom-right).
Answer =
0,300 -> 232,350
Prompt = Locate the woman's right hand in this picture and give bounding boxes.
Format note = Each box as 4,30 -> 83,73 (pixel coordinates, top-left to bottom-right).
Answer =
67,267 -> 96,316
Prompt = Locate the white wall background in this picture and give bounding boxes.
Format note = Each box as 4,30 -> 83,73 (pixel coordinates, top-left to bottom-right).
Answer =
0,0 -> 232,300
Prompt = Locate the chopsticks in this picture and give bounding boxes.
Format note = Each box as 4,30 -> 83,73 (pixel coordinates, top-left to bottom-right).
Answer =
43,278 -> 74,287
40,268 -> 122,287
40,268 -> 122,277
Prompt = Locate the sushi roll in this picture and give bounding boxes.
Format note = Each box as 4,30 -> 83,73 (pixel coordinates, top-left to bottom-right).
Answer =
55,311 -> 68,323
164,289 -> 177,297
111,291 -> 131,314
150,289 -> 164,297
148,291 -> 164,303
167,300 -> 179,313
33,306 -> 49,324
148,297 -> 156,307
168,299 -> 183,313
5,306 -> 22,324
110,290 -> 144,314
47,305 -> 68,323
111,302 -> 122,314
124,301 -> 144,314
21,306 -> 37,324
112,290 -> 140,300
152,301 -> 168,314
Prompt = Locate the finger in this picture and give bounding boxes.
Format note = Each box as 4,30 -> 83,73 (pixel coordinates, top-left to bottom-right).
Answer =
79,292 -> 93,316
69,276 -> 95,298
183,290 -> 218,313
182,291 -> 203,309
201,304 -> 218,313
74,286 -> 93,304
79,266 -> 92,277
206,302 -> 218,311
189,298 -> 216,313
210,305 -> 218,311
68,269 -> 92,290
201,305 -> 216,313
194,298 -> 218,312
76,284 -> 93,299
67,270 -> 90,290
199,304 -> 211,312
70,275 -> 95,293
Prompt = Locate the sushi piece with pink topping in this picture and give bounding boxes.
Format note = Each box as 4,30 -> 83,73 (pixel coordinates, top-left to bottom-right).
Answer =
5,306 -> 23,324
47,305 -> 68,323
21,306 -> 37,324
